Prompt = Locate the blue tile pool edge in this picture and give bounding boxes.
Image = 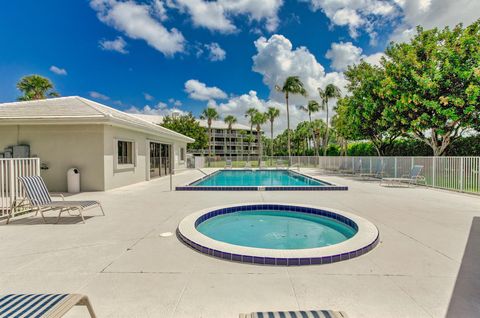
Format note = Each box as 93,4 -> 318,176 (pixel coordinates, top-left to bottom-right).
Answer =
177,204 -> 379,266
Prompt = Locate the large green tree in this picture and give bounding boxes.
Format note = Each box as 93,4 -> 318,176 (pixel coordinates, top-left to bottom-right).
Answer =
382,20 -> 480,155
340,62 -> 402,155
299,100 -> 322,156
161,113 -> 208,151
17,75 -> 59,101
318,83 -> 342,156
275,76 -> 307,161
200,107 -> 219,161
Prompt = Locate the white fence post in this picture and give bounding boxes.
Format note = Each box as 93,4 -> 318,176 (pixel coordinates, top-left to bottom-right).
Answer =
394,157 -> 398,178
460,157 -> 464,192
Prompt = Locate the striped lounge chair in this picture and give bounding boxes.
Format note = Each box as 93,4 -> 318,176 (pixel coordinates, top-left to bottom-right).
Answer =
239,310 -> 348,318
7,176 -> 104,224
0,294 -> 97,317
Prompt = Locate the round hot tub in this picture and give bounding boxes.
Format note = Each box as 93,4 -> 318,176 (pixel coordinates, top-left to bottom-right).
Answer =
177,203 -> 379,266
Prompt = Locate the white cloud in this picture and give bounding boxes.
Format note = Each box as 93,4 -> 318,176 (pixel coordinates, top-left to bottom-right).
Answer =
389,0 -> 480,43
143,92 -> 154,101
90,0 -> 185,56
49,65 -> 67,75
99,36 -> 128,54
205,42 -> 226,61
252,34 -> 347,105
301,0 -> 480,44
127,101 -> 187,116
153,0 -> 169,21
171,0 -> 283,33
301,0 -> 397,39
325,42 -> 385,71
89,91 -> 110,100
169,98 -> 182,106
184,79 -> 228,101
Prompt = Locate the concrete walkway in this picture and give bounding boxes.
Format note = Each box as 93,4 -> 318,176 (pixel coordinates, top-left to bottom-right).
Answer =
1,169 -> 479,318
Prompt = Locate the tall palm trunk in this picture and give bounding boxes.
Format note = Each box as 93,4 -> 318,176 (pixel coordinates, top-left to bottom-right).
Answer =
207,124 -> 212,167
285,93 -> 291,165
229,128 -> 232,160
270,120 -> 274,165
309,112 -> 319,156
323,102 -> 329,156
257,126 -> 262,166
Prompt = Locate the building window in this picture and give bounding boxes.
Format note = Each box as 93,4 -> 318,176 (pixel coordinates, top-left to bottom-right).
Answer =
180,147 -> 185,161
117,140 -> 134,165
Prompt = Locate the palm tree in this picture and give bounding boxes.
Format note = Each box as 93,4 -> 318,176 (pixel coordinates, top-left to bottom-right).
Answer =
318,83 -> 341,156
223,115 -> 237,160
298,100 -> 322,156
244,107 -> 257,162
265,107 -> 280,162
251,111 -> 267,166
275,76 -> 307,162
17,75 -> 59,101
200,107 -> 219,165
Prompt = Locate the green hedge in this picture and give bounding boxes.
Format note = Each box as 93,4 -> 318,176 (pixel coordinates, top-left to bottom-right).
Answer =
339,136 -> 480,156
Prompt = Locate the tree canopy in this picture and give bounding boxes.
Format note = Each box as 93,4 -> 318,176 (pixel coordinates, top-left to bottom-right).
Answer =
162,113 -> 208,150
381,20 -> 480,155
17,75 -> 59,101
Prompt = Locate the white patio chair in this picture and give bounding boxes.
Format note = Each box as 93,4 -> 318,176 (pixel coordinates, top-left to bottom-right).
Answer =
8,176 -> 104,224
380,165 -> 425,187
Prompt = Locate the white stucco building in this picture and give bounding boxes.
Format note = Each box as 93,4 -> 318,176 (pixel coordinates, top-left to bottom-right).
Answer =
0,96 -> 193,192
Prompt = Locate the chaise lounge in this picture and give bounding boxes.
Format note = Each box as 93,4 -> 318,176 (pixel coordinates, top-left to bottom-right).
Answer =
0,293 -> 97,317
7,175 -> 104,224
240,310 -> 348,318
380,165 -> 425,187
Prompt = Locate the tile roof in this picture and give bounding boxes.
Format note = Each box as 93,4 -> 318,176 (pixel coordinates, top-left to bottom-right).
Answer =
0,96 -> 194,143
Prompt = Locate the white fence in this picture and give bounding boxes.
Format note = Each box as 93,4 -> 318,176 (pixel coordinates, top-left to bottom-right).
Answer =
197,156 -> 480,195
0,158 -> 40,217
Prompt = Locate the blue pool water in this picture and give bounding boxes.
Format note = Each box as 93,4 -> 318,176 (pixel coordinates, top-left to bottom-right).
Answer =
197,210 -> 357,249
192,170 -> 328,187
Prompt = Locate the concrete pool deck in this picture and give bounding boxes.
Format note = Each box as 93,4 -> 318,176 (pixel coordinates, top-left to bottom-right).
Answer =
1,168 -> 479,318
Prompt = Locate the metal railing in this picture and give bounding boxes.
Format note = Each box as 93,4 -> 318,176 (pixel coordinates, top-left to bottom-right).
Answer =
0,158 -> 40,217
193,155 -> 480,195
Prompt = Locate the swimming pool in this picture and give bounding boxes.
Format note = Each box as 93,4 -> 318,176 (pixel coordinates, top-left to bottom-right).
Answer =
176,170 -> 348,191
178,203 -> 379,266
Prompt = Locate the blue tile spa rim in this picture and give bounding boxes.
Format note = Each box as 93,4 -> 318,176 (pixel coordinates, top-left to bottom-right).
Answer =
176,169 -> 348,191
177,203 -> 379,266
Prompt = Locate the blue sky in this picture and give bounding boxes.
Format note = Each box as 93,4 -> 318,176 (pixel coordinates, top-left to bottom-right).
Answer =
0,0 -> 477,131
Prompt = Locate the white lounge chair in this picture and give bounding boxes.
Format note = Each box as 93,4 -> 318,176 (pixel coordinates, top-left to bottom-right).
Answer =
225,159 -> 233,169
240,310 -> 348,318
380,165 -> 425,187
8,175 -> 104,224
0,293 -> 97,317
358,160 -> 385,179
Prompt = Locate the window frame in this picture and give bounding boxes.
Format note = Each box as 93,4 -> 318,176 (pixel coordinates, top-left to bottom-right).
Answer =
114,138 -> 136,171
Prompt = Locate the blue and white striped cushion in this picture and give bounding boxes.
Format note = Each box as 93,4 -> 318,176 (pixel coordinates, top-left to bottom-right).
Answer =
249,311 -> 347,318
18,176 -> 52,206
0,294 -> 68,318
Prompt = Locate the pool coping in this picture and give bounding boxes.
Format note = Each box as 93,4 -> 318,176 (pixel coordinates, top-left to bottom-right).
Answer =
177,203 -> 379,266
176,169 -> 348,191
